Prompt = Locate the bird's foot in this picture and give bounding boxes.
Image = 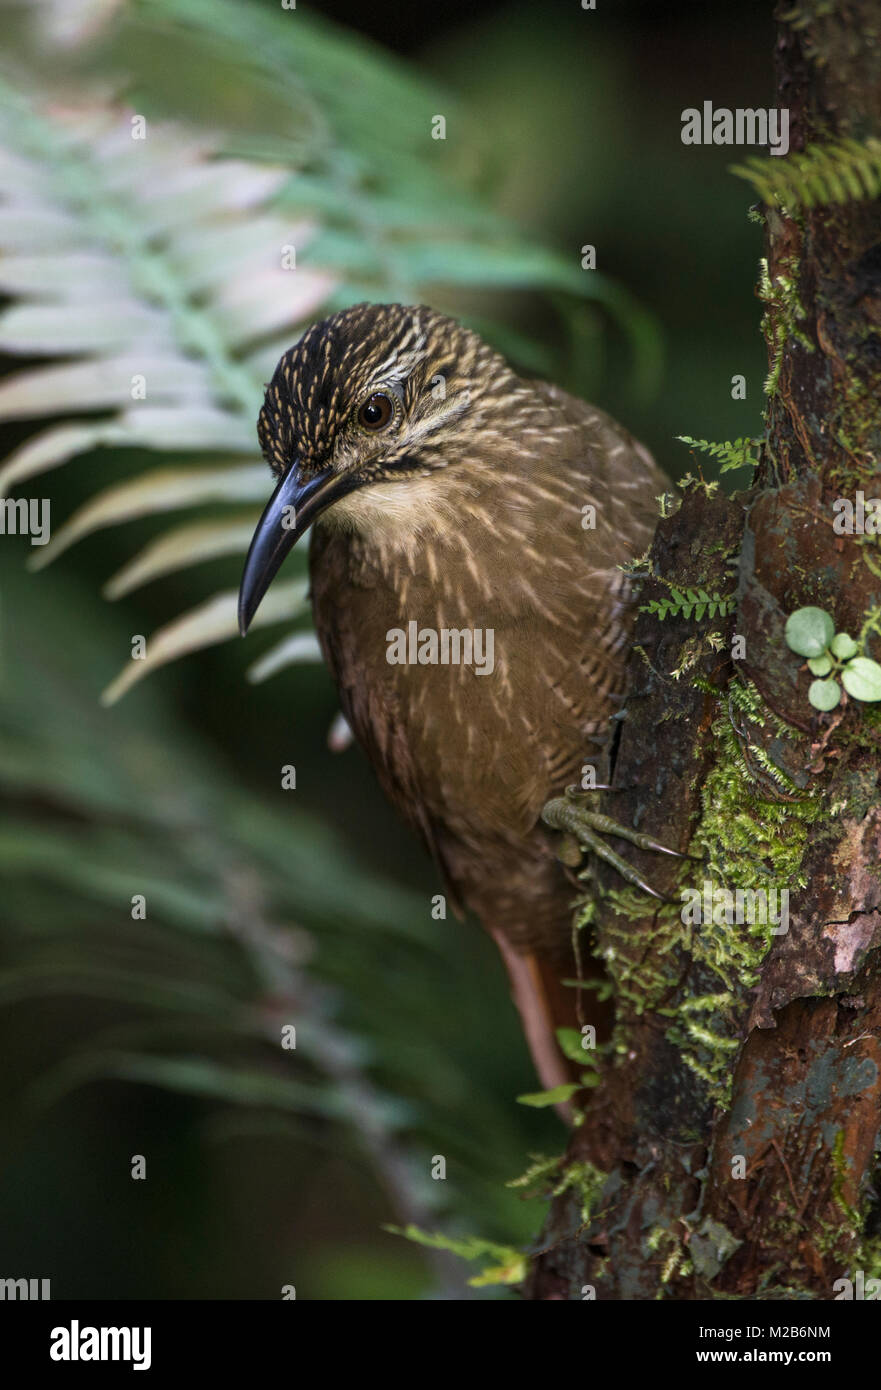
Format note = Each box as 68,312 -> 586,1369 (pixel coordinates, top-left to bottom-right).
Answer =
541,785 -> 692,901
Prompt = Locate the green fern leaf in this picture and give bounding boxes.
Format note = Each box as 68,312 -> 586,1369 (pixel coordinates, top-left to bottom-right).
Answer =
731,137 -> 881,210
676,435 -> 761,475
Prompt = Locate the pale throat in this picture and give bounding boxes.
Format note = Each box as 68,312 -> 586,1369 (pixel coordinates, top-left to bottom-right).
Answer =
315,467 -> 476,563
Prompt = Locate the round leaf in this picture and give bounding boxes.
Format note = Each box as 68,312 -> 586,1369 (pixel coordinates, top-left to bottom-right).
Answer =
808,655 -> 833,676
841,657 -> 881,702
808,678 -> 841,712
785,606 -> 834,657
830,632 -> 859,660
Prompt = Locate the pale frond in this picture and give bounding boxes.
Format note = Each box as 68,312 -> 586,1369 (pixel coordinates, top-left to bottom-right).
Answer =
103,517 -> 262,598
28,464 -> 267,569
246,633 -> 325,685
0,0 -> 659,698
100,579 -> 310,705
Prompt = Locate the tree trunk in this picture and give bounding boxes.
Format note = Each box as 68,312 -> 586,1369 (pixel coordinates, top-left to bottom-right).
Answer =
526,0 -> 881,1301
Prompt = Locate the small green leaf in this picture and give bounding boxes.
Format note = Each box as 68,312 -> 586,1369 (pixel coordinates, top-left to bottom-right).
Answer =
808,678 -> 841,711
555,1027 -> 587,1062
785,606 -> 834,657
841,657 -> 881,702
468,1257 -> 528,1288
385,1225 -> 527,1286
808,654 -> 833,676
830,632 -> 859,660
517,1083 -> 581,1108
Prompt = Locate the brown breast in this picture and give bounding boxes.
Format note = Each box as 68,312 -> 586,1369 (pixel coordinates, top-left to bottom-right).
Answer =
308,388 -> 665,952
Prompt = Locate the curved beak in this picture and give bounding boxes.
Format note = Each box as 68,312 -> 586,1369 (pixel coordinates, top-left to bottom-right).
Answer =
238,462 -> 357,635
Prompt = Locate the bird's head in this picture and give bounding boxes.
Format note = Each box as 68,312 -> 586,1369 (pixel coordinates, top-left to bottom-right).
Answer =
238,302 -> 523,634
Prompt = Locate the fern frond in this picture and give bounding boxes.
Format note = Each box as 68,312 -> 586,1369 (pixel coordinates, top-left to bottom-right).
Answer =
99,579 -> 311,705
0,74 -> 333,642
640,587 -> 736,622
245,632 -> 325,686
102,517 -> 260,599
676,436 -> 761,475
731,138 -> 881,210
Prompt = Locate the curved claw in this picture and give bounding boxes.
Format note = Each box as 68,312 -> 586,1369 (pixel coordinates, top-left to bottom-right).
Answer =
544,790 -> 696,902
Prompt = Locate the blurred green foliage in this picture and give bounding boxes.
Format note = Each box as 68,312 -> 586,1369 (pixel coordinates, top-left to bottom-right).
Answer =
0,549 -> 559,1297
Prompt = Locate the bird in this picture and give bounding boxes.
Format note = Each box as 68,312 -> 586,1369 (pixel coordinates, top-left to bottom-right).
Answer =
238,302 -> 669,1098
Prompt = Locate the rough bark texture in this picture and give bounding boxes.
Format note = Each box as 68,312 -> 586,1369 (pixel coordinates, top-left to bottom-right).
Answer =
525,0 -> 881,1300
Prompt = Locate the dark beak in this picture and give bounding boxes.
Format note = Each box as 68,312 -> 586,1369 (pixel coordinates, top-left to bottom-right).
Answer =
238,462 -> 357,635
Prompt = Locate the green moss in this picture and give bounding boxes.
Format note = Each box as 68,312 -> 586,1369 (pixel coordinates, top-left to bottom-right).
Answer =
857,1224 -> 881,1280
575,673 -> 823,1104
646,1224 -> 692,1293
838,342 -> 881,457
506,1152 -> 564,1193
661,684 -> 824,1099
693,718 -> 819,899
553,1160 -> 609,1225
831,1128 -> 862,1226
506,1152 -> 608,1228
758,252 -> 813,398
597,891 -> 686,1016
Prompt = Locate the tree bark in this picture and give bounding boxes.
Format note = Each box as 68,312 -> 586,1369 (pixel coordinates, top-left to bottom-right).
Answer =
526,0 -> 881,1300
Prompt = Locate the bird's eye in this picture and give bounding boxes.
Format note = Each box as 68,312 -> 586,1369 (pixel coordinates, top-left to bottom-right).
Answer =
357,393 -> 394,431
